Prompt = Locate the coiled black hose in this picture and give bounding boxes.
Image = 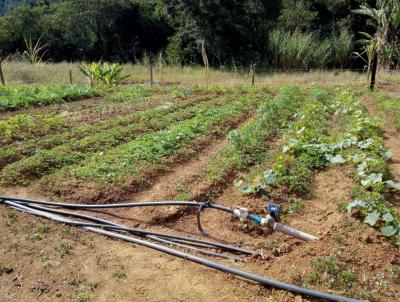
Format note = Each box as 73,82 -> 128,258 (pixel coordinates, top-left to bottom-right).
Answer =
0,196 -> 205,209
1,197 -> 366,302
6,200 -> 253,255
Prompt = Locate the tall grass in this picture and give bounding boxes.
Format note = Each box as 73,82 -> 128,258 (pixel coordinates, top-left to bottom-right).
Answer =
268,29 -> 353,69
330,29 -> 354,68
0,60 -> 378,86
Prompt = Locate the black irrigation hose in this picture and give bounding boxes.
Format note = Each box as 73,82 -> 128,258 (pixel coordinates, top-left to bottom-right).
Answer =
0,196 -> 205,209
89,228 -> 364,302
146,235 -> 241,261
11,201 -> 237,260
1,200 -> 365,302
0,196 -> 237,239
5,200 -> 254,255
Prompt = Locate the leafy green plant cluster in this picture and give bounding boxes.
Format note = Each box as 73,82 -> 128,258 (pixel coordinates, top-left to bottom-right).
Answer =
0,114 -> 65,145
169,86 -> 191,98
0,93 -> 232,186
330,92 -> 400,243
79,62 -> 129,86
317,91 -> 400,242
0,84 -> 101,110
204,85 -> 305,184
106,84 -> 151,102
240,85 -> 400,243
62,92 -> 264,186
309,248 -> 356,292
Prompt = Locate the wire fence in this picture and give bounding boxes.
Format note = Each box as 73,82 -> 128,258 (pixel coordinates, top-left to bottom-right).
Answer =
0,60 -> 399,87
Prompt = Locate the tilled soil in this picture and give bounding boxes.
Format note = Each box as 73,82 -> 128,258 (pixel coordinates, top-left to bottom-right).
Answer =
1,87 -> 400,301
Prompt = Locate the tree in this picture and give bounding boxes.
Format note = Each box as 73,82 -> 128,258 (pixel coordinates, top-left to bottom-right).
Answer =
278,0 -> 317,31
353,0 -> 400,88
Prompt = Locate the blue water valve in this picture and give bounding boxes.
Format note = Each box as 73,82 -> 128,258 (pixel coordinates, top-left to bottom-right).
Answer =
265,204 -> 280,222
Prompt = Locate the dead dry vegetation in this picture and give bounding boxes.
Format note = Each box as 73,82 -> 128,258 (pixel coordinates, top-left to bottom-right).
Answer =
1,83 -> 400,302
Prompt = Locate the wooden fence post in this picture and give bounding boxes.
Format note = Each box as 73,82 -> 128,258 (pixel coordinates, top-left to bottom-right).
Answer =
0,60 -> 5,85
370,52 -> 378,91
251,63 -> 256,85
150,63 -> 153,86
69,70 -> 73,84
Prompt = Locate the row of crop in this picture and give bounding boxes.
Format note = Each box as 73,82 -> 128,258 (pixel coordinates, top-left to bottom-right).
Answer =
201,85 -> 306,188
240,87 -> 400,244
0,84 -> 246,149
105,85 -> 193,102
0,84 -> 103,110
373,91 -> 400,131
0,92 -> 217,169
0,114 -> 67,145
237,85 -> 334,197
0,85 -> 169,145
44,89 -> 267,197
0,91 -> 239,186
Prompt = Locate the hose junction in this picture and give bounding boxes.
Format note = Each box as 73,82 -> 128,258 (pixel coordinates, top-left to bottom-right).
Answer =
0,196 -> 366,302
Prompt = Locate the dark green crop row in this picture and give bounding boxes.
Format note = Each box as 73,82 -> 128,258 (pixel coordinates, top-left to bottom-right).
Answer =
0,84 -> 102,110
0,93 -> 215,169
0,113 -> 67,145
203,85 -> 306,185
0,84 -> 175,146
0,92 -> 235,186
45,87 -> 267,197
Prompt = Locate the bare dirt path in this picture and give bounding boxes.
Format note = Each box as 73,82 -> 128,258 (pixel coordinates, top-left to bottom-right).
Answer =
0,204 -> 277,302
362,93 -> 400,209
130,138 -> 228,202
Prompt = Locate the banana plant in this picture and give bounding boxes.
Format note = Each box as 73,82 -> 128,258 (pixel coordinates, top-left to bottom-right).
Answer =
79,62 -> 129,86
79,62 -> 102,86
100,63 -> 129,85
353,0 -> 400,73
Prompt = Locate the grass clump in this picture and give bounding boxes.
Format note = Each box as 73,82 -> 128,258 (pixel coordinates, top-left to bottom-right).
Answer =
55,242 -> 72,258
0,263 -> 13,275
112,267 -> 127,280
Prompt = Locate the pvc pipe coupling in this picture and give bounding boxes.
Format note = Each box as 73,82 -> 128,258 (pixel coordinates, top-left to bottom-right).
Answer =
232,205 -> 318,241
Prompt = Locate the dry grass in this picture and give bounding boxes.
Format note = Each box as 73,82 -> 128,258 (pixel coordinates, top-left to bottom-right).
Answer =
1,60 -> 398,86
379,69 -> 400,84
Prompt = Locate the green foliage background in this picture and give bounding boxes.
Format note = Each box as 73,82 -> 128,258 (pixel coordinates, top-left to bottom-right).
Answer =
0,0 -> 397,68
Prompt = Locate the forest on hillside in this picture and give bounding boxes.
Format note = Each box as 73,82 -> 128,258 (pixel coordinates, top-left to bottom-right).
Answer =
0,0 -> 399,69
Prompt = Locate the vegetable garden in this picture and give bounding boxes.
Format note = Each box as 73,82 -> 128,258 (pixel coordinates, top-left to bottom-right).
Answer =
0,82 -> 399,302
